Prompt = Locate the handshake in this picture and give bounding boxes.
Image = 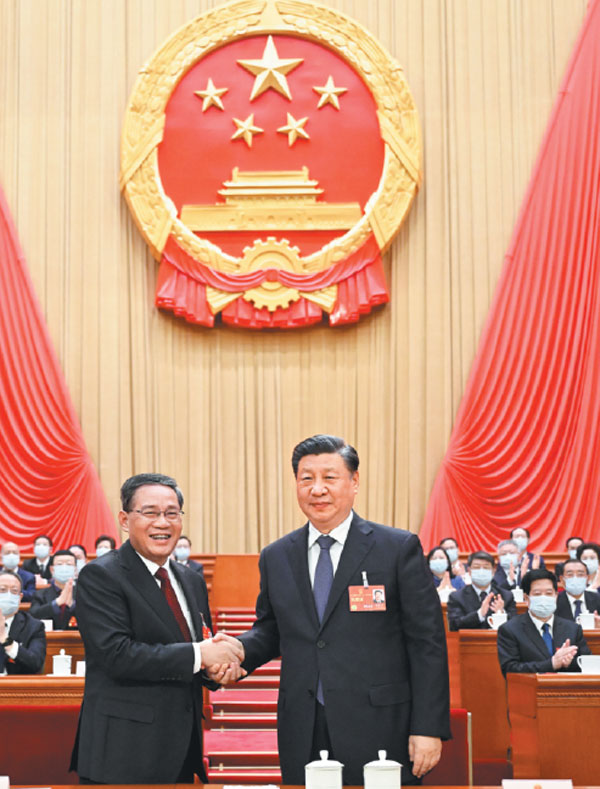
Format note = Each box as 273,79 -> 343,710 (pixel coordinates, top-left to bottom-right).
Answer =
201,632 -> 247,685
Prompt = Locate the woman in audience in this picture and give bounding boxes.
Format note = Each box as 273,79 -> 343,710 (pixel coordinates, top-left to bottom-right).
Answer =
576,542 -> 600,590
427,546 -> 465,592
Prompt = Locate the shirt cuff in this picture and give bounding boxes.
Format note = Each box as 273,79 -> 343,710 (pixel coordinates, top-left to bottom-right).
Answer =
477,609 -> 485,622
193,642 -> 202,674
5,641 -> 19,660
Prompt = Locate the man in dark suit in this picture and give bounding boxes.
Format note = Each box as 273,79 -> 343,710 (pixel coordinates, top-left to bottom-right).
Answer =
237,435 -> 450,785
70,472 -> 244,784
510,527 -> 546,573
1,542 -> 36,602
30,550 -> 78,630
497,568 -> 591,676
0,570 -> 46,674
447,551 -> 516,630
556,558 -> 600,621
174,535 -> 205,578
22,534 -> 53,580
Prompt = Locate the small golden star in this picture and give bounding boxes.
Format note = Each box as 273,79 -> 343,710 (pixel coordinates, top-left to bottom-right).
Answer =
277,113 -> 310,146
313,75 -> 348,110
231,114 -> 264,147
194,78 -> 228,111
238,35 -> 303,101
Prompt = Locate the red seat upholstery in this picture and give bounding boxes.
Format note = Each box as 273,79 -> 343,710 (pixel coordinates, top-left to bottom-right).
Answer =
422,707 -> 471,785
0,704 -> 80,783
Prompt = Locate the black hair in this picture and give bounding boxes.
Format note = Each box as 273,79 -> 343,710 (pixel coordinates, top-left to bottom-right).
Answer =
95,535 -> 117,550
426,546 -> 456,578
49,549 -> 76,567
510,528 -> 530,539
521,568 -> 557,595
440,537 -> 458,548
178,535 -> 192,546
576,542 -> 600,562
69,544 -> 87,557
467,551 -> 495,567
561,558 -> 588,575
120,473 -> 184,511
34,534 -> 53,547
565,536 -> 584,548
291,435 -> 359,476
0,569 -> 23,590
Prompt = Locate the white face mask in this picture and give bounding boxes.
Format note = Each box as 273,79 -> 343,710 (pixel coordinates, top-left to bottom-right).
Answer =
2,553 -> 20,570
429,558 -> 448,575
34,543 -> 50,561
0,591 -> 20,617
499,553 -> 518,570
583,557 -> 599,576
96,545 -> 111,558
528,594 -> 557,619
445,547 -> 459,564
568,548 -> 579,560
470,568 -> 493,588
564,576 -> 587,597
76,558 -> 86,573
174,546 -> 191,562
53,564 -> 76,584
513,536 -> 528,553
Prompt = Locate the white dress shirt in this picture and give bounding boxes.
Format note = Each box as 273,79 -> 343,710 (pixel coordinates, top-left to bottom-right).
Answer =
529,611 -> 555,637
307,510 -> 354,586
567,592 -> 589,616
134,551 -> 202,672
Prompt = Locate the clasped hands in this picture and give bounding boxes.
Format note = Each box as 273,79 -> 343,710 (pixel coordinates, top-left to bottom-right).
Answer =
202,632 -> 246,684
478,592 -> 505,618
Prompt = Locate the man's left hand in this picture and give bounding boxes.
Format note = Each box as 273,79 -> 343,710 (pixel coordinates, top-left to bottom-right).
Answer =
408,735 -> 442,777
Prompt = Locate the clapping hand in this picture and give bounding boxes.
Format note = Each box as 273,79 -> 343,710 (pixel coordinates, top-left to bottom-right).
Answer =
551,638 -> 578,670
490,594 -> 505,613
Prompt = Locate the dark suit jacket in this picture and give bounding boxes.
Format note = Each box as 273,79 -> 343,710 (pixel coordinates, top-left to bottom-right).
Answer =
70,540 -> 217,783
494,553 -> 546,591
176,558 -> 205,579
238,514 -> 451,785
447,582 -> 516,631
556,589 -> 600,620
30,583 -> 77,629
0,611 -> 46,674
16,567 -> 36,603
497,612 -> 590,676
22,557 -> 52,580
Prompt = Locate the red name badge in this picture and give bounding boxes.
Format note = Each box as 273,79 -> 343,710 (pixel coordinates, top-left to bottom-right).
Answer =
349,585 -> 386,611
201,613 -> 213,640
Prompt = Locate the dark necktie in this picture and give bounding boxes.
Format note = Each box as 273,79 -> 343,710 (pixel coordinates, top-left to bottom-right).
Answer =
542,622 -> 554,656
155,567 -> 192,642
574,599 -> 583,619
313,535 -> 335,622
480,590 -> 487,603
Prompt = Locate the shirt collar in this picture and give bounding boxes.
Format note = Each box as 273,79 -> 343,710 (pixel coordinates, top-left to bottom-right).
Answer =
529,611 -> 555,633
308,510 -> 354,548
5,614 -> 15,631
135,550 -> 170,579
566,592 -> 584,603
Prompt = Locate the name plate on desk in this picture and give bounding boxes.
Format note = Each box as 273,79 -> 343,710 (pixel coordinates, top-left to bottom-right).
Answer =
503,780 -> 573,789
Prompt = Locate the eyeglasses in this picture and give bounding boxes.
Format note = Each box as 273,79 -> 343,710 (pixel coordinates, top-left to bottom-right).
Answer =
131,508 -> 184,522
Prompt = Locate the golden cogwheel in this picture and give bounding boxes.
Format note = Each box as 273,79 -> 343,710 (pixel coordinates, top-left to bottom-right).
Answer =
240,238 -> 303,311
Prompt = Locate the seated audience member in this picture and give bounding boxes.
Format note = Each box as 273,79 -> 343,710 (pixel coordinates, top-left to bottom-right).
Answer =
447,551 -> 516,630
427,546 -> 465,592
94,534 -> 116,558
494,539 -> 523,591
497,568 -> 591,676
69,544 -> 87,576
439,537 -> 469,579
30,550 -> 77,630
173,535 -> 205,577
1,542 -> 35,602
22,534 -> 53,581
576,542 -> 600,590
555,536 -> 585,581
510,527 -> 545,575
557,559 -> 600,622
0,570 -> 46,674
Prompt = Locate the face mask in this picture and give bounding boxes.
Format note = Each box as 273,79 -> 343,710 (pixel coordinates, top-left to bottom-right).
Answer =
470,568 -> 493,588
528,594 -> 557,619
2,553 -> 19,570
583,558 -> 599,576
0,591 -> 20,617
564,576 -> 587,597
34,543 -> 50,561
445,548 -> 459,564
429,559 -> 448,575
53,564 -> 76,584
568,549 -> 579,560
76,559 -> 86,573
499,554 -> 517,570
174,546 -> 191,562
513,537 -> 528,552
96,546 -> 111,558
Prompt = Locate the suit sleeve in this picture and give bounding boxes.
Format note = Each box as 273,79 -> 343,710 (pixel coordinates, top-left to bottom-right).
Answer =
29,590 -> 56,620
396,533 -> 451,739
496,622 -> 553,676
503,591 -> 517,619
447,593 -> 483,631
20,573 -> 36,603
573,625 -> 591,658
12,619 -> 46,673
76,560 -> 195,683
238,548 -> 281,673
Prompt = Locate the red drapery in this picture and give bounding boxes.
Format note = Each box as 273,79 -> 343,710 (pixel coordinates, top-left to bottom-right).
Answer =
0,186 -> 117,551
420,0 -> 600,553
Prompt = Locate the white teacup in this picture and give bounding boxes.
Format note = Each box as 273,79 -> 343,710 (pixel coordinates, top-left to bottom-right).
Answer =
577,654 -> 600,674
52,649 -> 73,676
41,619 -> 54,632
487,612 -> 508,630
512,587 -> 524,603
76,660 -> 86,677
576,612 -> 596,630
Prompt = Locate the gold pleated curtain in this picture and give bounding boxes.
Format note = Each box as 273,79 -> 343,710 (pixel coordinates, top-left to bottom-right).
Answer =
0,0 -> 587,552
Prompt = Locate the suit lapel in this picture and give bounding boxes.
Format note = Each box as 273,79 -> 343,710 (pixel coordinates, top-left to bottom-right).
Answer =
119,541 -> 183,642
521,613 -> 553,659
171,559 -> 204,638
286,525 -> 320,630
319,516 -> 375,631
8,611 -> 25,642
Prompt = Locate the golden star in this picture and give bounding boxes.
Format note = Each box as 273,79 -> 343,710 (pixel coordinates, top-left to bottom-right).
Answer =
194,78 -> 228,111
277,113 -> 310,146
231,114 -> 264,147
313,75 -> 348,110
237,35 -> 303,101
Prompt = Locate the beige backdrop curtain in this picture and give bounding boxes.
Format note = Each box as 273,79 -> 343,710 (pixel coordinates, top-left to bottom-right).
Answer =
0,0 -> 587,552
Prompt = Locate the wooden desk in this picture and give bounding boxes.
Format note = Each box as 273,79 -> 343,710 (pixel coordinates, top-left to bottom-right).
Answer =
44,630 -> 85,674
508,673 -> 600,783
0,676 -> 84,704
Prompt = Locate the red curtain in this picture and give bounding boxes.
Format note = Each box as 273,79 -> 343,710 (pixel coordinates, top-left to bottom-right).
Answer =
420,0 -> 600,553
0,186 -> 117,551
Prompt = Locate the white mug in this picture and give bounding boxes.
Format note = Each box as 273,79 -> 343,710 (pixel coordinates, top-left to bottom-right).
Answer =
576,612 -> 596,630
577,654 -> 600,674
52,649 -> 73,676
76,660 -> 86,676
487,612 -> 507,630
